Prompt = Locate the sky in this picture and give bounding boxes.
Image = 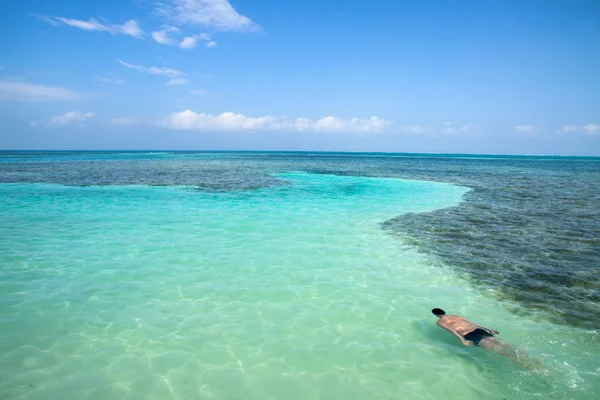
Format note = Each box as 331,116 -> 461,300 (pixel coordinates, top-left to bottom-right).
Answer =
0,0 -> 599,154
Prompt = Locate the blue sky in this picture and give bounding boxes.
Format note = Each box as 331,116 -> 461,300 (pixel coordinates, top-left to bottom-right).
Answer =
1,0 -> 599,154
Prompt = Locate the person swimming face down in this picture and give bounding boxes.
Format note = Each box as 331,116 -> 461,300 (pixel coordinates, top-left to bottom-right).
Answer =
430,307 -> 543,371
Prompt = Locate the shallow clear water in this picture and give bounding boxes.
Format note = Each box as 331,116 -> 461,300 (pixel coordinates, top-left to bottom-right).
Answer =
1,152 -> 599,399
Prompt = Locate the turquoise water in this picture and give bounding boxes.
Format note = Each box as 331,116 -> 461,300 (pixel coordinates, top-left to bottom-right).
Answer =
1,153 -> 599,399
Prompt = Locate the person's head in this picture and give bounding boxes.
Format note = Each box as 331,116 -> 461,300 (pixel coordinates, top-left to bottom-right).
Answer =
432,308 -> 446,318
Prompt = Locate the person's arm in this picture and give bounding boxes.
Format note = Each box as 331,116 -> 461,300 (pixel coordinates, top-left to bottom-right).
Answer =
437,321 -> 474,346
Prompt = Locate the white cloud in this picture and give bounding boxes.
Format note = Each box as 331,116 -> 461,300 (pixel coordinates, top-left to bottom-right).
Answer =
152,30 -> 173,44
151,26 -> 180,45
515,124 -> 536,133
119,61 -> 184,78
559,125 -> 578,133
179,33 -> 215,49
39,16 -> 143,38
166,78 -> 190,86
583,124 -> 599,135
557,124 -> 599,135
152,29 -> 215,49
0,80 -> 81,101
180,35 -> 199,49
152,26 -> 217,50
311,116 -> 392,133
47,111 -> 95,126
189,89 -> 209,97
98,77 -> 125,85
160,110 -> 392,133
109,117 -> 137,126
121,20 -> 144,38
156,0 -> 259,32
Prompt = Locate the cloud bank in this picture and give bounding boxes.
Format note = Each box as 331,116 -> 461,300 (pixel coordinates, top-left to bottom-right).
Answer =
49,111 -> 95,126
30,111 -> 96,127
160,110 -> 393,133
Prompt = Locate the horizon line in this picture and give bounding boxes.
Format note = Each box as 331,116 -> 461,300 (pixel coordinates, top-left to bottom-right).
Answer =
1,149 -> 599,157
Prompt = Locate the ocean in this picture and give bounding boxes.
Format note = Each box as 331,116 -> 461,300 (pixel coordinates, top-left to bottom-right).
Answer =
1,151 -> 598,399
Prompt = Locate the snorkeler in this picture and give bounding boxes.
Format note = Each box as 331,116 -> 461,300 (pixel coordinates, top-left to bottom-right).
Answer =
432,308 -> 539,370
